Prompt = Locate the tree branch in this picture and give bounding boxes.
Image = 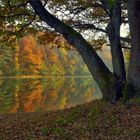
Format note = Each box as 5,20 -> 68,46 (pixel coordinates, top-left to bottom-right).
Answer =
107,44 -> 131,49
72,23 -> 107,33
120,37 -> 131,43
122,46 -> 131,49
70,2 -> 110,16
7,1 -> 29,10
28,0 -> 116,94
19,14 -> 36,31
0,13 -> 34,19
92,3 -> 110,16
70,6 -> 87,14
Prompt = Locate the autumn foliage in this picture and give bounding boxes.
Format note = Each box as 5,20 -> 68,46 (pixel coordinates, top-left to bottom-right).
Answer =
0,32 -> 89,76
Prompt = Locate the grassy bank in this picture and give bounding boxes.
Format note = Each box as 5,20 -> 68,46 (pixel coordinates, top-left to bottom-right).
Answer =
0,100 -> 140,140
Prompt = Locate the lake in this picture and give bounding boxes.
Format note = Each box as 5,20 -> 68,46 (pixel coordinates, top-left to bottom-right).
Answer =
0,76 -> 102,114
0,45 -> 128,114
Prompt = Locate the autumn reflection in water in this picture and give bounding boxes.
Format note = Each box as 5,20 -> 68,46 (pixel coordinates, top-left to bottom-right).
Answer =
0,77 -> 102,114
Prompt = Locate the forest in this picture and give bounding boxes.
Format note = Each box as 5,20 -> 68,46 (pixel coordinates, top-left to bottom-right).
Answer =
0,0 -> 140,139
0,0 -> 136,102
0,33 -> 90,76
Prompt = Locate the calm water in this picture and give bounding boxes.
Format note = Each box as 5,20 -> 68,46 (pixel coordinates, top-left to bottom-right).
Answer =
0,76 -> 102,113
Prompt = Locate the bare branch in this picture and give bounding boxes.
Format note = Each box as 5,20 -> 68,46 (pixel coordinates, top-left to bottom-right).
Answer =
19,14 -> 36,31
91,3 -> 110,16
70,2 -> 110,16
122,46 -> 131,49
107,44 -> 131,49
120,37 -> 131,43
0,13 -> 34,19
8,1 -> 29,10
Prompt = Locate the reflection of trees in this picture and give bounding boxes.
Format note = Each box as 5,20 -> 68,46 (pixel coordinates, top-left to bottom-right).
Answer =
65,78 -> 96,108
0,77 -> 102,113
42,77 -> 102,111
0,79 -> 20,113
40,78 -> 65,111
18,79 -> 43,112
44,78 -> 75,111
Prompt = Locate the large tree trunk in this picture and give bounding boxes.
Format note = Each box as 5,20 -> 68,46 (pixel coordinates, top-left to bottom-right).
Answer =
125,0 -> 140,98
107,0 -> 126,83
28,0 -> 122,102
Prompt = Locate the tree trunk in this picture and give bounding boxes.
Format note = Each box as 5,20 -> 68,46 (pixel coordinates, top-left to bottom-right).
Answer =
125,0 -> 140,98
107,0 -> 126,83
29,0 -> 122,102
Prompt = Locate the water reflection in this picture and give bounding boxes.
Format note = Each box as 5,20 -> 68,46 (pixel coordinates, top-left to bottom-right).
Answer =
0,77 -> 102,113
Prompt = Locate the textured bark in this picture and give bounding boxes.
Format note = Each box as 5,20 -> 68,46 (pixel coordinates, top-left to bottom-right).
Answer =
28,0 -> 122,101
127,0 -> 140,97
107,0 -> 126,83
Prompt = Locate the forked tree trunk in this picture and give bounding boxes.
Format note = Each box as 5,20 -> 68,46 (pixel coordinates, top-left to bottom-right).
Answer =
125,0 -> 140,99
107,0 -> 126,83
29,0 -> 123,102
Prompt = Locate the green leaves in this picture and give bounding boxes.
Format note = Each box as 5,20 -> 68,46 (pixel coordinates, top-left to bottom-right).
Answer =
107,0 -> 114,5
107,0 -> 115,9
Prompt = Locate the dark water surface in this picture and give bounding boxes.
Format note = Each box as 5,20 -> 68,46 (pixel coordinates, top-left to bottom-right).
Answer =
0,76 -> 102,114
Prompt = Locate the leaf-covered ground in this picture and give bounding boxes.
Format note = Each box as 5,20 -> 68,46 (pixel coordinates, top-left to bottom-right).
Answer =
0,100 -> 140,140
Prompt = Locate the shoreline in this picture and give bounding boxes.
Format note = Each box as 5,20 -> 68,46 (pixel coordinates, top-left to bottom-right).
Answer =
0,75 -> 92,79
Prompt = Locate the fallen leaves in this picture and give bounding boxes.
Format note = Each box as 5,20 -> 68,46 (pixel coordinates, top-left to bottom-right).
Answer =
0,100 -> 139,140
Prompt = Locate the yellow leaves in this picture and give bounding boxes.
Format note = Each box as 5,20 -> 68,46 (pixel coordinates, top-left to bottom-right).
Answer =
37,32 -> 57,44
60,48 -> 67,56
23,35 -> 36,46
37,31 -> 73,50
58,96 -> 67,109
48,89 -> 58,99
18,35 -> 44,75
48,53 -> 58,63
70,60 -> 76,65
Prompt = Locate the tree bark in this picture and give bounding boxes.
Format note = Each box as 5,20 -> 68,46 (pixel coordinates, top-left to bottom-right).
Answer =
28,0 -> 122,101
107,0 -> 126,83
126,0 -> 140,98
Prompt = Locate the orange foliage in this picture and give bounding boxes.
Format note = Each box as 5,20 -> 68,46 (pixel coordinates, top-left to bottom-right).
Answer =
23,84 -> 43,112
18,35 -> 44,74
47,89 -> 59,99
